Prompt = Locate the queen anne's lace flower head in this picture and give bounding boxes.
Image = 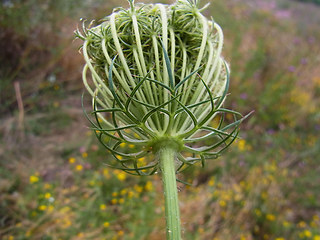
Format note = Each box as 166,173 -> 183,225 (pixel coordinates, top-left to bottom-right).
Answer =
76,0 -> 246,175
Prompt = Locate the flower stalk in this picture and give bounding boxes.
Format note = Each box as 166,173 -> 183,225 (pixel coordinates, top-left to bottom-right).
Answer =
159,147 -> 181,240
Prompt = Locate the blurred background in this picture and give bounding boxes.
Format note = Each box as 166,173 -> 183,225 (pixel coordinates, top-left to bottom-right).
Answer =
0,0 -> 319,239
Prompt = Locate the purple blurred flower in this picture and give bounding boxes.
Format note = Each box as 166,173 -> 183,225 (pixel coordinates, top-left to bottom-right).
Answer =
267,129 -> 275,135
84,162 -> 92,169
288,66 -> 295,72
308,36 -> 315,44
79,146 -> 86,153
293,38 -> 301,45
300,58 -> 307,65
257,1 -> 276,10
275,10 -> 291,19
240,93 -> 248,99
238,160 -> 246,167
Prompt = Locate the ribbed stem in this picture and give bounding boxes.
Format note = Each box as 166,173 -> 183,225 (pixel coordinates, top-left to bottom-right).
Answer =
159,147 -> 181,240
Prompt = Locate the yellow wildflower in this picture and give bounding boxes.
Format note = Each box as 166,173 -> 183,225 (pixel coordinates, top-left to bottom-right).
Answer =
44,193 -> 51,199
68,157 -> 76,164
103,222 -> 110,228
60,206 -> 71,213
298,221 -> 307,228
62,218 -> 72,228
208,178 -> 215,186
261,192 -> 267,199
134,133 -> 140,138
82,152 -> 88,158
234,194 -> 242,201
29,175 -> 39,184
311,221 -> 317,227
119,143 -> 126,148
304,230 -> 312,238
275,238 -> 285,240
266,214 -> 275,221
112,192 -> 118,197
120,189 -> 127,195
282,221 -> 290,227
100,204 -> 107,210
145,181 -> 153,191
128,191 -> 134,198
116,172 -> 126,181
44,183 -> 52,189
137,157 -> 146,167
117,230 -> 124,236
128,144 -> 135,148
219,200 -> 226,207
237,139 -> 246,151
77,232 -> 84,238
134,185 -> 143,193
111,199 -> 118,205
119,198 -> 125,204
314,236 -> 320,240
103,169 -> 110,178
75,165 -> 83,171
47,205 -> 54,212
38,205 -> 47,211
221,191 -> 231,201
210,116 -> 220,128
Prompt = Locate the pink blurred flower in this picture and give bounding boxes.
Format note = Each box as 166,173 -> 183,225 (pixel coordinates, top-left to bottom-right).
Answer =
275,10 -> 291,19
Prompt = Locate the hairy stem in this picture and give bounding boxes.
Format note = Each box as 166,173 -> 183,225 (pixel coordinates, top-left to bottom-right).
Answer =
159,147 -> 181,240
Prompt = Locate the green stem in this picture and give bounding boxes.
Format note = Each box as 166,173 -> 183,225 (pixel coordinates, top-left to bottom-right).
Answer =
159,147 -> 181,240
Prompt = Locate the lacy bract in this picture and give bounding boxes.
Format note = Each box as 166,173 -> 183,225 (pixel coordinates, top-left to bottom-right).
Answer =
76,0 -> 244,175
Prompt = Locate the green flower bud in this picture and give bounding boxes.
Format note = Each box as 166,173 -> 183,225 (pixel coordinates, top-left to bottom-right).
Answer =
76,0 -> 245,175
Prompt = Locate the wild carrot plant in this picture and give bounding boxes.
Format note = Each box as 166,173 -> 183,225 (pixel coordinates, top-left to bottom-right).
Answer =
76,0 -> 247,238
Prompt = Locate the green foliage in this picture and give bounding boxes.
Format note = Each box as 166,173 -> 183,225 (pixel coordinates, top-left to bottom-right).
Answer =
0,0 -> 109,114
26,111 -> 72,136
0,0 -> 95,35
296,0 -> 320,5
1,152 -> 159,240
